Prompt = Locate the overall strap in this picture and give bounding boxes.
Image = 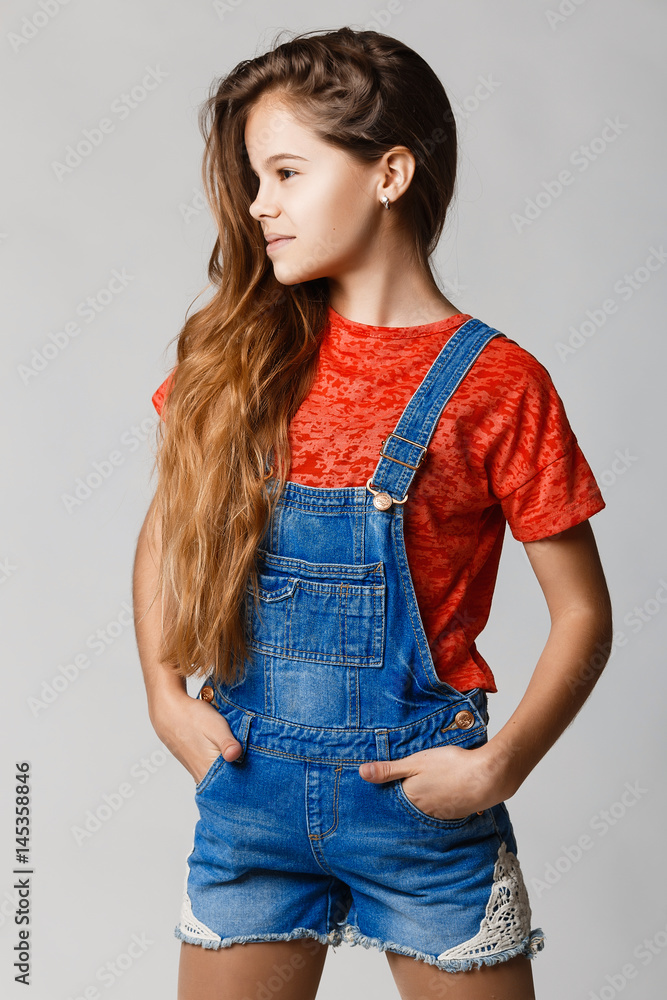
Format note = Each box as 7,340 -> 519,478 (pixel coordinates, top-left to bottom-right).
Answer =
366,318 -> 506,510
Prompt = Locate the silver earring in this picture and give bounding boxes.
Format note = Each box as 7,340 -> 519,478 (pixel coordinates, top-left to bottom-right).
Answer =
380,196 -> 390,210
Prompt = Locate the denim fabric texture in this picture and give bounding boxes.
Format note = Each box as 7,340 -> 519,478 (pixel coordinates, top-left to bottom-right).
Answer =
175,319 -> 546,973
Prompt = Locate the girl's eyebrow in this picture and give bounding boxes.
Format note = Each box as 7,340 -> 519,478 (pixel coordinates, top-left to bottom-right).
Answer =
251,153 -> 310,171
265,153 -> 309,165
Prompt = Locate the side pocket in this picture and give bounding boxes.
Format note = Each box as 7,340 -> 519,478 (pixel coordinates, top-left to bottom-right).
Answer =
194,753 -> 225,796
393,779 -> 481,829
391,719 -> 490,829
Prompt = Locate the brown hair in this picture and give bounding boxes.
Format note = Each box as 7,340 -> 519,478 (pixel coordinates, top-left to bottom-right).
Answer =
145,25 -> 459,686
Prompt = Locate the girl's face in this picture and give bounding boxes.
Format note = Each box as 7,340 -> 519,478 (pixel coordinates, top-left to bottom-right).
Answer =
245,95 -> 396,287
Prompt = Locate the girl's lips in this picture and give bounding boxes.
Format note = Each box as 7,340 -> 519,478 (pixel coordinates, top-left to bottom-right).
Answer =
266,237 -> 295,253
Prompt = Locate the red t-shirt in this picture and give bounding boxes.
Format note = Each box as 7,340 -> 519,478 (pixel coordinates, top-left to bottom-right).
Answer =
152,305 -> 606,693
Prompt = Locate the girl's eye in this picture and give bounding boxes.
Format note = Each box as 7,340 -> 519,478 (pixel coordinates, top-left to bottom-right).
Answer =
250,168 -> 296,185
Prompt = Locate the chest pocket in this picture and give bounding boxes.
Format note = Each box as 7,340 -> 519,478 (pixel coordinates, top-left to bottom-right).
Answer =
244,549 -> 386,667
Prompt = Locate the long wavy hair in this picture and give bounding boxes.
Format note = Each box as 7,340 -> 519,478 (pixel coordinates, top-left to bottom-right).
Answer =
144,25 -> 459,686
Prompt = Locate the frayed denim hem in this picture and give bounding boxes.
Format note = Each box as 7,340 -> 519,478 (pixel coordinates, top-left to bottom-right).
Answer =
338,922 -> 546,974
174,924 -> 344,950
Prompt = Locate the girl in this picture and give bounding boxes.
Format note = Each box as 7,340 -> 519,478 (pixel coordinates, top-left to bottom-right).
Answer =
133,26 -> 612,1000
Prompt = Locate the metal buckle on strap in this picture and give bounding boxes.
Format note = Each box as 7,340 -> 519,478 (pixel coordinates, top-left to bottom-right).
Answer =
379,433 -> 427,471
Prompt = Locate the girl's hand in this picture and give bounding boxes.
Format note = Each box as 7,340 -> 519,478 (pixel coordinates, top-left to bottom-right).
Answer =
359,742 -> 516,820
149,690 -> 243,786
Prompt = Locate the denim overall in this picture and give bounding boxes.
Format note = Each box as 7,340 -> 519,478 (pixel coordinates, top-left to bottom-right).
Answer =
176,318 -> 546,973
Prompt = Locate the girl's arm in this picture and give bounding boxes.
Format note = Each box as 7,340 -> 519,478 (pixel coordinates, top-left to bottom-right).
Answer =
480,517 -> 613,798
359,518 -> 613,818
132,497 -> 243,781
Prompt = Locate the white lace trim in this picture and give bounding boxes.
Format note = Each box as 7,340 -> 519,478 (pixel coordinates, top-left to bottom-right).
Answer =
437,841 -> 532,960
177,842 -> 222,944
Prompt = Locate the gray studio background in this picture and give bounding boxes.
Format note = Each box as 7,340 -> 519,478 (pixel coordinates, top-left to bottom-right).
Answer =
2,1 -> 665,997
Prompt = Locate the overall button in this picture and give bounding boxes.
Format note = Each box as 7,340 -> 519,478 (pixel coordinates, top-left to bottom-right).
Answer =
454,710 -> 475,729
200,686 -> 215,702
440,709 -> 476,733
373,492 -> 393,511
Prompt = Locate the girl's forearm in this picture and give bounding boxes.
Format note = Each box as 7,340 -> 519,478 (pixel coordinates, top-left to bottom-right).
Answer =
132,504 -> 188,724
481,605 -> 614,798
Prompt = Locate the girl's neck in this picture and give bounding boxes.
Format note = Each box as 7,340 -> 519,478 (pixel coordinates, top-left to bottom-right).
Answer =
326,295 -> 464,330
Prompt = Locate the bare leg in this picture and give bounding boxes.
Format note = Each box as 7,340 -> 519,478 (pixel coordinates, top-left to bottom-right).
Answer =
385,951 -> 536,1000
177,938 -> 329,1000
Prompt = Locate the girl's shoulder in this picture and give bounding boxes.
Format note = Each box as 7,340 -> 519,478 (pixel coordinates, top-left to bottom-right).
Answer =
463,324 -> 566,411
476,325 -> 556,380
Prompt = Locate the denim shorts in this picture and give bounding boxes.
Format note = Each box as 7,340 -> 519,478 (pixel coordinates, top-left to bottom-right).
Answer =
176,684 -> 546,974
174,318 -> 545,973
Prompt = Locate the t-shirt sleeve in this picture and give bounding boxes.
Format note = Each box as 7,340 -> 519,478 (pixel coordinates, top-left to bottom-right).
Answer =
152,369 -> 176,422
484,346 -> 606,542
